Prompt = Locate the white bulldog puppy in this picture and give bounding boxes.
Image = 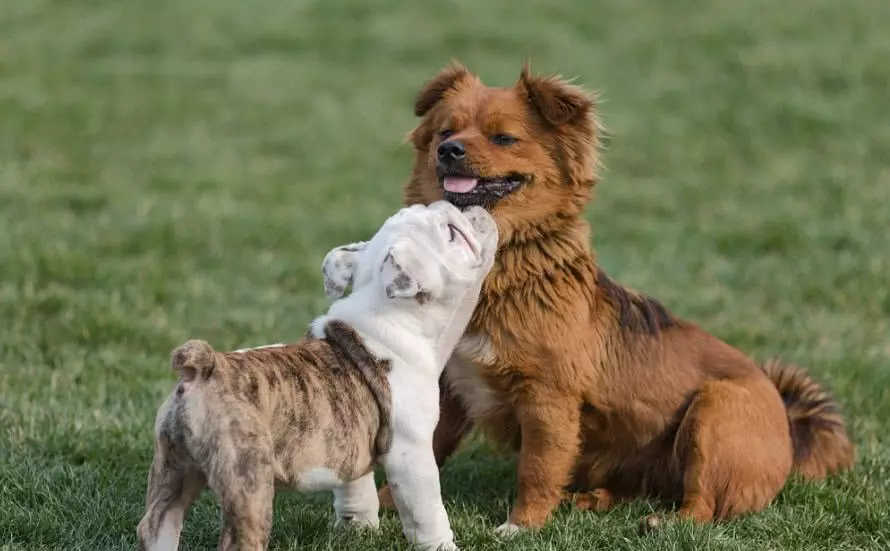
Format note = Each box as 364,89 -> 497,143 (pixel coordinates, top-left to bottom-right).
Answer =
137,201 -> 497,551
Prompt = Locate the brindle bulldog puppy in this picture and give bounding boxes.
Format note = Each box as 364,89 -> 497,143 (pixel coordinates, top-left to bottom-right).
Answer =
137,201 -> 497,551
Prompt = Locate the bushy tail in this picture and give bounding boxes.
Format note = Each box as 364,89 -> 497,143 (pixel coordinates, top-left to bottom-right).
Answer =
171,339 -> 217,382
761,358 -> 855,479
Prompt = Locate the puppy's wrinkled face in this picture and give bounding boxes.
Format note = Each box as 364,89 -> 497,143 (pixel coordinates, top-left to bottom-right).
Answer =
404,62 -> 601,241
322,201 -> 497,302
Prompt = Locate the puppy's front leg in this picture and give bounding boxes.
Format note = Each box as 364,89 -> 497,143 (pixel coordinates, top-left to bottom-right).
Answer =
333,471 -> 380,529
382,441 -> 457,551
378,371 -> 472,511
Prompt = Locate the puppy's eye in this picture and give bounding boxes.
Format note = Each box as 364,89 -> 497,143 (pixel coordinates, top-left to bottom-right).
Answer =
491,134 -> 518,146
440,129 -> 455,140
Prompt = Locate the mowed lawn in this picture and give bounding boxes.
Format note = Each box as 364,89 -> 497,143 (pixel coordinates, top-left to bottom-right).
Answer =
1,0 -> 889,549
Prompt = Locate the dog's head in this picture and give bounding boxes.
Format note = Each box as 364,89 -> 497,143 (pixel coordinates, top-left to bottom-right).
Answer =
322,201 -> 497,303
404,62 -> 602,242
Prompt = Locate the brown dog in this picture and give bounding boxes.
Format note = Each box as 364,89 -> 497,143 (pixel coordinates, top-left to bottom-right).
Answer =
377,62 -> 855,534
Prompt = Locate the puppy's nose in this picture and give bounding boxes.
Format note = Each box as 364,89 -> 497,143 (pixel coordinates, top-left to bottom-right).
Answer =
463,206 -> 495,233
437,140 -> 466,162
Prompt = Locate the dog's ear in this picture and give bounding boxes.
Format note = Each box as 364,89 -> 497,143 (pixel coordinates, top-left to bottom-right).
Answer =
414,61 -> 476,117
321,241 -> 367,298
379,241 -> 427,300
517,61 -> 594,127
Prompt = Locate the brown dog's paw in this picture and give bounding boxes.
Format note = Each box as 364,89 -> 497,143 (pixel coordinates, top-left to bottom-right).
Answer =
639,513 -> 664,535
378,484 -> 396,510
567,488 -> 621,512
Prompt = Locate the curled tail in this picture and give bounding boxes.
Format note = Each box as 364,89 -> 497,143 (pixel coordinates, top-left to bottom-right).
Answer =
761,358 -> 855,479
171,339 -> 217,382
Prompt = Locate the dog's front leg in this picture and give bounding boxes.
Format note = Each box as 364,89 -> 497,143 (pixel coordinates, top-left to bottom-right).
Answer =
333,471 -> 380,528
496,391 -> 582,536
378,370 -> 472,511
382,440 -> 457,551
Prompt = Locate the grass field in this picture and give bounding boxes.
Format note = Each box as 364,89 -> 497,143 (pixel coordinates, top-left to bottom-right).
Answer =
1,0 -> 889,549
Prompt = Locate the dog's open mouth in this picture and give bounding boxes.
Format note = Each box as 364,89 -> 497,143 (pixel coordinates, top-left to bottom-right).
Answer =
440,173 -> 526,208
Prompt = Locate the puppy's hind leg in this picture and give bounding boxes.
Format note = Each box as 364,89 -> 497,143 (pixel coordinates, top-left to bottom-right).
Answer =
204,432 -> 276,551
334,472 -> 380,529
137,437 -> 206,551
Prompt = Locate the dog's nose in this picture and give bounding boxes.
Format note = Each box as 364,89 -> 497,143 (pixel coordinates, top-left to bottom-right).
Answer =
437,140 -> 466,162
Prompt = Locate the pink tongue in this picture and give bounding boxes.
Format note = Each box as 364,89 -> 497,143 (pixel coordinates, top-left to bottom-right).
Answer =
443,177 -> 478,193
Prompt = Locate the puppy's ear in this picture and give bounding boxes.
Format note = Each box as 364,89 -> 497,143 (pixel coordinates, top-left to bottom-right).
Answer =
380,242 -> 424,299
321,241 -> 367,298
414,61 -> 476,117
517,61 -> 594,127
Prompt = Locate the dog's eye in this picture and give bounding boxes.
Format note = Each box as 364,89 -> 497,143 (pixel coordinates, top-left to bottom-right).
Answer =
440,129 -> 455,140
491,134 -> 518,146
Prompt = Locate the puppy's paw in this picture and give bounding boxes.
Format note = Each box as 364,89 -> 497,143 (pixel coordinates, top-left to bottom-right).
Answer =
335,513 -> 380,531
434,542 -> 460,551
493,522 -> 523,538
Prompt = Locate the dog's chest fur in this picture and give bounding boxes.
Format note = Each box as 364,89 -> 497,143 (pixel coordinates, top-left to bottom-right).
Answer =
449,333 -> 501,418
444,227 -> 601,443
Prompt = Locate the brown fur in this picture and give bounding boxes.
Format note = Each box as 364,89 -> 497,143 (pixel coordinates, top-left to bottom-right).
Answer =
379,62 -> 855,529
137,321 -> 392,550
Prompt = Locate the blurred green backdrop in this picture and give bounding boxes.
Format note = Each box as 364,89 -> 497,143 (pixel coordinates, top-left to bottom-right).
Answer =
1,0 -> 888,549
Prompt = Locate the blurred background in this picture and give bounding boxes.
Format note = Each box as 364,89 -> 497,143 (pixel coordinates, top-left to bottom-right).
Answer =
1,1 -> 888,549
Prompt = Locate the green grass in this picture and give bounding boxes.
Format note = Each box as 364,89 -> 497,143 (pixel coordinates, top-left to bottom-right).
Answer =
1,0 -> 889,549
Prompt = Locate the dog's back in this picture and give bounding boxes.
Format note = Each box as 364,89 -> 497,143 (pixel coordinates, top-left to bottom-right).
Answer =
139,323 -> 394,550
162,324 -> 392,492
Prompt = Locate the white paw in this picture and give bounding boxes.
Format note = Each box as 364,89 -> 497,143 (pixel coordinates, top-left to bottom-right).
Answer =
335,514 -> 380,530
412,537 -> 459,551
494,522 -> 523,538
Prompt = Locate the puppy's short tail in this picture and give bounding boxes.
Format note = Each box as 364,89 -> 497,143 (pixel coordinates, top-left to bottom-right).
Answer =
761,358 -> 855,479
171,339 -> 217,382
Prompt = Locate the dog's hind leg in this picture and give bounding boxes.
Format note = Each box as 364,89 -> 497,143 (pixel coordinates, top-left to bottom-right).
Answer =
214,480 -> 274,551
334,471 -> 380,528
137,436 -> 206,551
640,375 -> 793,533
203,426 -> 275,551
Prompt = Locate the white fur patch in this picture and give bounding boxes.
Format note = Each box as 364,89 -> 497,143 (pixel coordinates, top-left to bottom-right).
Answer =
145,517 -> 180,551
333,473 -> 380,529
233,343 -> 284,353
454,332 -> 497,365
494,522 -> 523,538
321,242 -> 367,298
296,467 -> 342,492
446,345 -> 500,419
